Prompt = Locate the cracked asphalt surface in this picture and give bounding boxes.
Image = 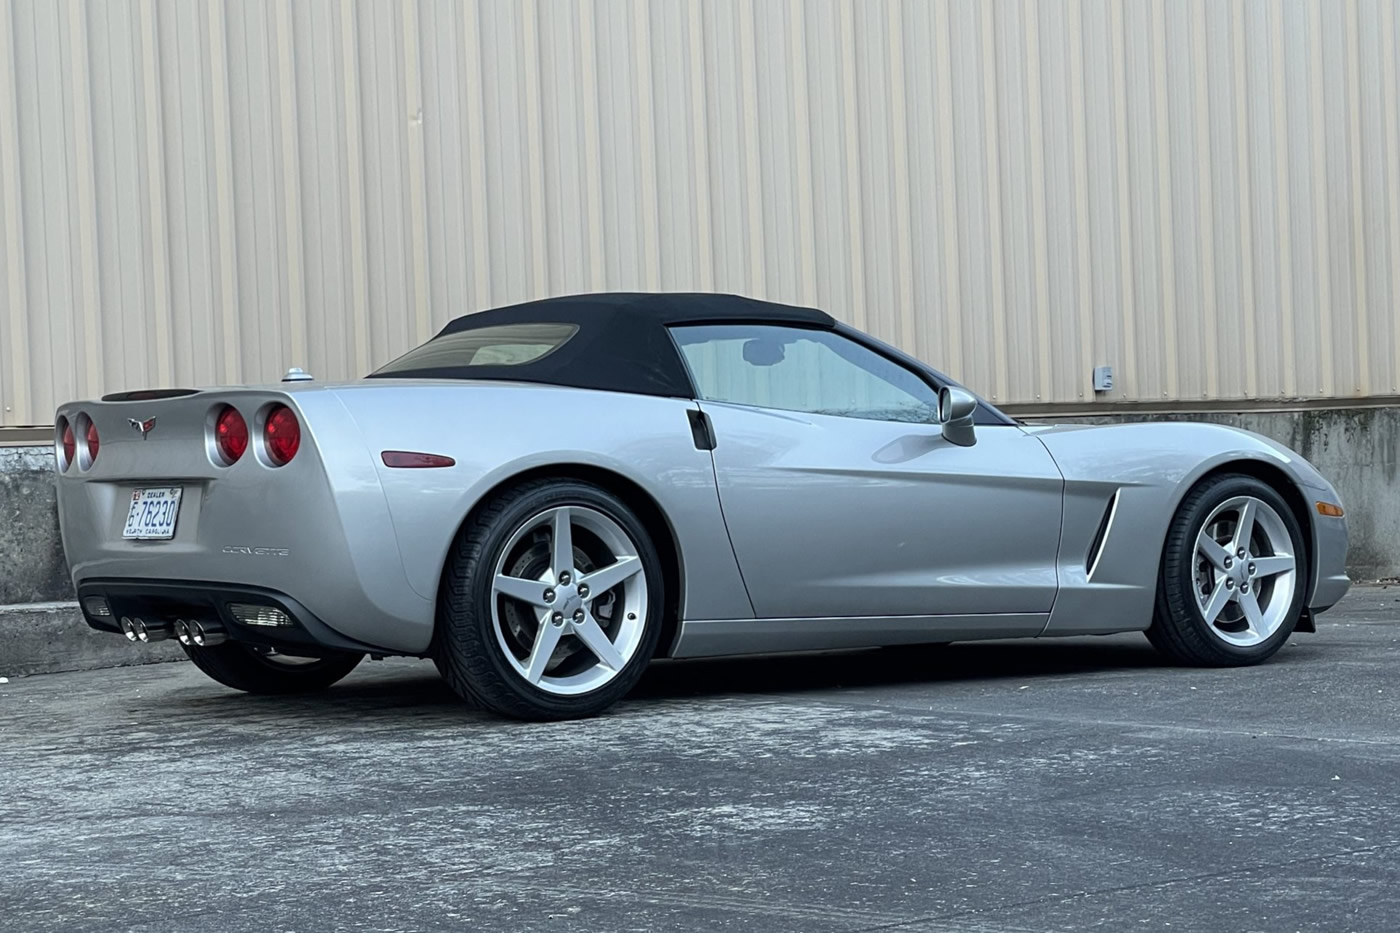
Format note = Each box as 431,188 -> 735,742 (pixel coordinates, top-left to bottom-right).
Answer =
3,587 -> 1400,932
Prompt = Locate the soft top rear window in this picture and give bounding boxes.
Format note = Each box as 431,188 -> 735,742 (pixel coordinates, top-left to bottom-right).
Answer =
373,323 -> 579,375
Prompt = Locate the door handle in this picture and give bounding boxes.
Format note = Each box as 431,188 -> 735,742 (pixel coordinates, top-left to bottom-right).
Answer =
687,410 -> 716,451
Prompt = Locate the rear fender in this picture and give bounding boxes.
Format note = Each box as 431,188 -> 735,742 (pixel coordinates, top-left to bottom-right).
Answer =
332,382 -> 753,628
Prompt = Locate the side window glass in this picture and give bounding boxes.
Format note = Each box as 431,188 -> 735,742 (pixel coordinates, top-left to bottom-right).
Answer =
671,324 -> 939,424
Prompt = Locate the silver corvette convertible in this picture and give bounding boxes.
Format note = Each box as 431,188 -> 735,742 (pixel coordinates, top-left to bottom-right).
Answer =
55,293 -> 1350,719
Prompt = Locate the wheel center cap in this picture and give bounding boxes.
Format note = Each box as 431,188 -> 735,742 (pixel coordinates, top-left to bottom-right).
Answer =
559,587 -> 583,616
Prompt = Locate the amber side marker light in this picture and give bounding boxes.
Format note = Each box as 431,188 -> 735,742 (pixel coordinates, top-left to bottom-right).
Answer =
381,451 -> 456,469
1316,501 -> 1345,518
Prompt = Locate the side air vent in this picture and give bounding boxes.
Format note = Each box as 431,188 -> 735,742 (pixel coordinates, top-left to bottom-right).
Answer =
1085,490 -> 1121,580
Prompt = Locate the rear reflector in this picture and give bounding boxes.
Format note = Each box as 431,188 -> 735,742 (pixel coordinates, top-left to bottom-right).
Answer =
228,604 -> 292,627
381,450 -> 456,469
82,596 -> 112,618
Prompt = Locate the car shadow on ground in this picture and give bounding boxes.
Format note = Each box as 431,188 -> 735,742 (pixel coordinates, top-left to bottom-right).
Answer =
633,635 -> 1167,702
165,633 -> 1195,726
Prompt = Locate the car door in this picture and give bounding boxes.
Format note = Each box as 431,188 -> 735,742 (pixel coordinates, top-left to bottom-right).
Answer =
671,323 -> 1064,621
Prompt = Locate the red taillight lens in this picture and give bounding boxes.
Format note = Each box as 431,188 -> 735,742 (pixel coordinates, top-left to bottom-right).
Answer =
264,405 -> 300,466
59,419 -> 75,470
85,419 -> 100,463
215,406 -> 248,464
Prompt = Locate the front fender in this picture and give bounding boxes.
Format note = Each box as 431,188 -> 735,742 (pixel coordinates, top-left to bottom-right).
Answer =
1029,421 -> 1349,634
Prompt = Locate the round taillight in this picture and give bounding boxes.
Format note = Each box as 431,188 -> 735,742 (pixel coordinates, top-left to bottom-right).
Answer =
264,405 -> 300,466
85,419 -> 100,464
215,406 -> 248,464
58,418 -> 75,471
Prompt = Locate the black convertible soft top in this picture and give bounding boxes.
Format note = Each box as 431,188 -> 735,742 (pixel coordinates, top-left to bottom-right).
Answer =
369,292 -> 837,398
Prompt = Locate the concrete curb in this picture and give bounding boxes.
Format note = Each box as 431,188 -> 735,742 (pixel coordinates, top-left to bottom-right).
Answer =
0,602 -> 183,677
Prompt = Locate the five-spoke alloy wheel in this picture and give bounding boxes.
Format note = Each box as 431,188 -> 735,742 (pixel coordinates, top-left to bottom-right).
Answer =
435,479 -> 664,720
489,504 -> 649,695
1191,496 -> 1298,647
1150,474 -> 1307,666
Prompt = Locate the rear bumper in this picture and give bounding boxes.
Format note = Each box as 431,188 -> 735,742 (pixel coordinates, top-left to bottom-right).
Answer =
55,388 -> 436,654
77,579 -> 405,656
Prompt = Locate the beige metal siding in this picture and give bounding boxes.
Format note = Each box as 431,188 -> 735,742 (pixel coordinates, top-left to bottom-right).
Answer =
2,0 -> 1399,426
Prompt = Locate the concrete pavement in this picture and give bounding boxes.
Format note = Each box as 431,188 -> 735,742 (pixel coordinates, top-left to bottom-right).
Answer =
3,587 -> 1400,931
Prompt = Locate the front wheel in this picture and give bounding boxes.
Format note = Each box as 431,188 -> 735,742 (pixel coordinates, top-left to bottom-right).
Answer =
434,479 -> 664,721
1148,474 -> 1307,666
182,642 -> 364,694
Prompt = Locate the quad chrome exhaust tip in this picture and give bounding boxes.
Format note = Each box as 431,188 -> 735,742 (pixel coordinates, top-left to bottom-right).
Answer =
119,616 -> 172,643
174,618 -> 227,647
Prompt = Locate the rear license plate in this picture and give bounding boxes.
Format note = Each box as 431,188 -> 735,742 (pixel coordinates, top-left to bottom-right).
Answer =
123,487 -> 183,540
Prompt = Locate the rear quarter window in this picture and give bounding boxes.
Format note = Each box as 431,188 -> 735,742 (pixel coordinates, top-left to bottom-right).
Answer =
373,323 -> 579,375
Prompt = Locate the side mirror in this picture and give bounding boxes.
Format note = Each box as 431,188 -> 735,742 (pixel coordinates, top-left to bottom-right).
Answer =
938,386 -> 978,447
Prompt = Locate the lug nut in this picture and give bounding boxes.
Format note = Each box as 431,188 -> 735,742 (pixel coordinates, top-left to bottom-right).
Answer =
551,611 -> 564,625
558,572 -> 571,585
1248,563 -> 1256,575
1225,579 -> 1235,590
543,588 -> 556,604
578,584 -> 589,598
1241,583 -> 1250,594
573,609 -> 585,622
1237,547 -> 1246,558
1224,557 -> 1234,569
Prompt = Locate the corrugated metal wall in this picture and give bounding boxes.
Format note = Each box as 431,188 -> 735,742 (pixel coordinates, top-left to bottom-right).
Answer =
2,0 -> 1399,427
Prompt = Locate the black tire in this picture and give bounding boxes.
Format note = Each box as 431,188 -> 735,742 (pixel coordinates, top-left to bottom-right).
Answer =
434,479 -> 665,721
181,642 -> 364,694
1148,473 -> 1307,667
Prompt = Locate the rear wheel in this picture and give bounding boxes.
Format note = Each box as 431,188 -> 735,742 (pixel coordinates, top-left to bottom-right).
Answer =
434,479 -> 663,720
1148,474 -> 1306,666
181,642 -> 364,694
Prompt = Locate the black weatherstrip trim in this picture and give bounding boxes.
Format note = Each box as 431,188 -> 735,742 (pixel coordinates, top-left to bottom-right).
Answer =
101,388 -> 201,402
